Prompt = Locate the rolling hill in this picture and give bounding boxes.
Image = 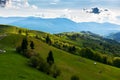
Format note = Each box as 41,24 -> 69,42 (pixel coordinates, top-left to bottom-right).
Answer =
107,32 -> 120,42
0,25 -> 120,80
0,17 -> 120,35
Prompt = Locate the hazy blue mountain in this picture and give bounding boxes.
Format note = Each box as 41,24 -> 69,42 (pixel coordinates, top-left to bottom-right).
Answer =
0,17 -> 120,35
77,22 -> 120,35
107,32 -> 120,42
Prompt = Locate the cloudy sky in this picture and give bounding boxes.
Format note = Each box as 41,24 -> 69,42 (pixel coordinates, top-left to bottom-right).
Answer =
28,0 -> 120,9
0,0 -> 120,24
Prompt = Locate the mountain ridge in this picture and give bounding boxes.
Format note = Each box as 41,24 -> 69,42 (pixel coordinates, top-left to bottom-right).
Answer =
0,17 -> 120,35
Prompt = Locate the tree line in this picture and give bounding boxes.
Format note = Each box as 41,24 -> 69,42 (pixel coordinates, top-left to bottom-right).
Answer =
44,35 -> 120,68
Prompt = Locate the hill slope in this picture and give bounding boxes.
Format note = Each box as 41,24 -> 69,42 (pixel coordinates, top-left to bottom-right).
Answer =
107,32 -> 120,42
0,25 -> 120,80
55,31 -> 120,56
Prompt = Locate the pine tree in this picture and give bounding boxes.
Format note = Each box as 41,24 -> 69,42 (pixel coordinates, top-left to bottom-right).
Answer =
47,50 -> 54,65
30,41 -> 34,49
46,35 -> 51,45
21,38 -> 28,50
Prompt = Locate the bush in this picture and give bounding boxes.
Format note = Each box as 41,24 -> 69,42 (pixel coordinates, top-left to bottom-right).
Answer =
29,55 -> 61,78
113,57 -> 120,68
37,60 -> 50,74
29,55 -> 42,68
23,49 -> 37,58
49,64 -> 61,78
71,75 -> 80,80
16,46 -> 22,53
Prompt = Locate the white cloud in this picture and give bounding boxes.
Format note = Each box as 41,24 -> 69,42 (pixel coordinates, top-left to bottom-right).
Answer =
1,7 -> 120,25
50,0 -> 60,5
0,0 -> 120,25
4,0 -> 38,9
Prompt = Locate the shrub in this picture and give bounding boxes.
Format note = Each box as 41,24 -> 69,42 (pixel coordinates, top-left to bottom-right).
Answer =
37,60 -> 50,74
29,55 -> 61,78
113,57 -> 120,68
23,49 -> 37,58
49,64 -> 61,78
71,75 -> 80,80
16,46 -> 22,53
29,55 -> 42,68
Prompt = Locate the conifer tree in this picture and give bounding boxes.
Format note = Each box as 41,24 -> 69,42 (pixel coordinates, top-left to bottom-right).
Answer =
47,50 -> 54,65
30,41 -> 34,49
46,35 -> 51,45
21,38 -> 28,50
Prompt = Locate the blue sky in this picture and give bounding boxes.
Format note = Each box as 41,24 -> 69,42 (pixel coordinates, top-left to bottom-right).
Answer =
28,0 -> 120,9
0,0 -> 120,25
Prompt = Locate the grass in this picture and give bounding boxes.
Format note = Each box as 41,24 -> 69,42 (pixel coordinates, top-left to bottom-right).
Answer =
34,40 -> 120,80
0,25 -> 120,80
0,50 -> 55,80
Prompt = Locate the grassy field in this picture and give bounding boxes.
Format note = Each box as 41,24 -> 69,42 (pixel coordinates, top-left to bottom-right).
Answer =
0,50 -> 55,80
0,25 -> 120,80
0,34 -> 120,80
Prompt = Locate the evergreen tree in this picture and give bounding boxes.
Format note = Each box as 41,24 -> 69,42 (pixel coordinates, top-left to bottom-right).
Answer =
46,35 -> 51,45
18,30 -> 22,34
47,51 -> 54,65
71,75 -> 79,80
21,38 -> 28,50
30,41 -> 34,49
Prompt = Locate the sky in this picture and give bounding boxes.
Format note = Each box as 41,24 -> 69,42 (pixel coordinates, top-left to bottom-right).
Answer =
0,0 -> 120,25
28,0 -> 120,9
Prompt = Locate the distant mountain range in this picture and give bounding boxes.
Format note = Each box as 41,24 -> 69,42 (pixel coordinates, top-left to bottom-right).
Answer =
0,17 -> 120,35
106,32 -> 120,42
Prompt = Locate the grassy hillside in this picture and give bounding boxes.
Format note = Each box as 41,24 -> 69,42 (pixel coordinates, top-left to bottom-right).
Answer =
0,25 -> 120,80
55,32 -> 120,56
0,50 -> 55,80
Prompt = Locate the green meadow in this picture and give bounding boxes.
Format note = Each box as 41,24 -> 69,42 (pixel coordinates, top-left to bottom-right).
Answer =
0,25 -> 120,80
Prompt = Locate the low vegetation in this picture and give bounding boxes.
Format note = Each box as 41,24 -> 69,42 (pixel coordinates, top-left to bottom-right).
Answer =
16,37 -> 61,78
0,25 -> 120,80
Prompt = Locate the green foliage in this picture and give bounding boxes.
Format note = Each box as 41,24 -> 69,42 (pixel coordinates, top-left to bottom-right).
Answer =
23,49 -> 37,58
29,55 -> 50,74
0,51 -> 55,80
21,38 -> 28,50
46,35 -> 52,45
71,75 -> 80,80
30,41 -> 34,49
29,54 -> 60,78
47,51 -> 54,65
29,55 -> 42,68
16,46 -> 22,53
56,32 -> 120,56
80,48 -> 114,66
113,57 -> 120,68
38,61 -> 50,74
49,64 -> 61,78
18,30 -> 22,34
80,48 -> 94,59
69,46 -> 76,53
1,25 -> 120,80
